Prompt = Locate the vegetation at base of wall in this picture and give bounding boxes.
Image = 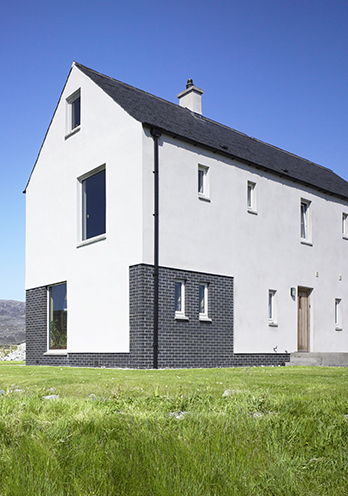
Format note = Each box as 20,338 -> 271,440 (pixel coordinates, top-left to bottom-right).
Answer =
0,345 -> 19,359
0,364 -> 347,496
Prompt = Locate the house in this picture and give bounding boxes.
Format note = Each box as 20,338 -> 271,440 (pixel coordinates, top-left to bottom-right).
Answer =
25,62 -> 348,369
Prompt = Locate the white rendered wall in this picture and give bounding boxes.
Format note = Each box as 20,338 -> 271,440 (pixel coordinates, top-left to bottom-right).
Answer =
142,132 -> 348,354
26,66 -> 144,353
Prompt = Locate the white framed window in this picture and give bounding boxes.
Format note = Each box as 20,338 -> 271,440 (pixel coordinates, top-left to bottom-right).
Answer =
269,289 -> 277,326
342,213 -> 348,239
66,89 -> 81,136
247,181 -> 257,213
300,199 -> 311,243
48,282 -> 67,351
335,298 -> 342,330
175,280 -> 188,319
199,283 -> 212,321
198,165 -> 209,200
78,165 -> 106,244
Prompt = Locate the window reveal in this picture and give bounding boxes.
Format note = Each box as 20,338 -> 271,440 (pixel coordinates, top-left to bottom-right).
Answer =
300,200 -> 311,241
199,283 -> 208,319
269,289 -> 277,325
175,280 -> 186,318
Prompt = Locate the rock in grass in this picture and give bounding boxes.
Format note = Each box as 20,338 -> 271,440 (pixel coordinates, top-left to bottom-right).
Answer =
169,411 -> 190,420
252,412 -> 263,418
43,395 -> 59,401
0,390 -> 5,395
222,389 -> 241,397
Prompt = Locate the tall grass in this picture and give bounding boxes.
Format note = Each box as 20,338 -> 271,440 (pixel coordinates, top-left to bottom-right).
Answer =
0,363 -> 347,495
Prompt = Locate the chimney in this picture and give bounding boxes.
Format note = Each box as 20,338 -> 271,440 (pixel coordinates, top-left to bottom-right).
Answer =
177,79 -> 203,114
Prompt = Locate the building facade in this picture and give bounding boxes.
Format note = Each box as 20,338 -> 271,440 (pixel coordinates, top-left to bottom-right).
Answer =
25,62 -> 348,368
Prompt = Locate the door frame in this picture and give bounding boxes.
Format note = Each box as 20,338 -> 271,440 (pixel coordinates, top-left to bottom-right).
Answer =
297,287 -> 312,352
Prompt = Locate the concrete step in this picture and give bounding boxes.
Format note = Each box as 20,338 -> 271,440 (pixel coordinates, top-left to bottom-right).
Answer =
286,352 -> 348,367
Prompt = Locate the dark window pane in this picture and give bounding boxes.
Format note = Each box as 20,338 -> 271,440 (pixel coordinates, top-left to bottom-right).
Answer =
199,285 -> 205,314
83,170 -> 106,240
72,97 -> 80,128
198,169 -> 204,193
49,283 -> 67,350
175,282 -> 182,312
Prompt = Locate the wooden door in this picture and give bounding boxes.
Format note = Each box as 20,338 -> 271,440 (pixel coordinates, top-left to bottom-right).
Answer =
298,288 -> 310,351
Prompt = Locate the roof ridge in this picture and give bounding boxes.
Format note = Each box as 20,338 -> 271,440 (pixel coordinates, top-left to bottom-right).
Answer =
74,62 -> 186,110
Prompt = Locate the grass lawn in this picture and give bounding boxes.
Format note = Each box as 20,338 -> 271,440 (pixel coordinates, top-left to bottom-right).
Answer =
0,363 -> 347,495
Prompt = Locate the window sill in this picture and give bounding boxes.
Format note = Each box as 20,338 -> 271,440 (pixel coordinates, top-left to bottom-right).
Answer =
175,314 -> 189,321
44,350 -> 68,355
247,208 -> 257,215
65,126 -> 81,140
199,316 -> 212,322
77,234 -> 106,248
198,194 -> 210,202
342,236 -> 348,241
269,322 -> 278,327
300,239 -> 313,246
335,327 -> 343,331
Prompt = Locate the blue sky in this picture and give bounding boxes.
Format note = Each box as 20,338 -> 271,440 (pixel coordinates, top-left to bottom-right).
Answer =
1,0 -> 348,302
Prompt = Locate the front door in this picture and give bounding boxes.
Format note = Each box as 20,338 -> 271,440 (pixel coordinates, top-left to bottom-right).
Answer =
298,288 -> 310,351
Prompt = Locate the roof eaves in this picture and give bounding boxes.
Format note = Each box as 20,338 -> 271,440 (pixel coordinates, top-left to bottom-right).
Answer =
142,122 -> 348,201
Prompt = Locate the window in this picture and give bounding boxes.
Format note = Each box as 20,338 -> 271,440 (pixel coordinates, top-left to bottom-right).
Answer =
199,283 -> 211,321
342,213 -> 348,238
48,283 -> 67,350
247,181 -> 257,213
269,289 -> 277,326
175,280 -> 187,319
66,89 -> 81,135
300,200 -> 311,242
81,168 -> 106,241
198,165 -> 209,199
335,299 -> 342,330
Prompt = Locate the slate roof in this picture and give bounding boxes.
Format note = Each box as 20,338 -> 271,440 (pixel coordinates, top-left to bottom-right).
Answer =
36,62 -> 348,200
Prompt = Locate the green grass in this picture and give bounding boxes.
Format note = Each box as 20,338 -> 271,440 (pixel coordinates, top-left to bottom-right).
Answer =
0,363 -> 347,495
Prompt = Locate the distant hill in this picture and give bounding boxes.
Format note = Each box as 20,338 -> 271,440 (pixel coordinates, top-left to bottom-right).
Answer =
0,300 -> 26,345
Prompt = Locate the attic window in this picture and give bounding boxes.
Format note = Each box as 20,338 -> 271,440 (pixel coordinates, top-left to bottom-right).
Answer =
66,89 -> 81,136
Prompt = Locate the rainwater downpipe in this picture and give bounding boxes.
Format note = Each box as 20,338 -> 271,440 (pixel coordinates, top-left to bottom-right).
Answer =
150,127 -> 162,369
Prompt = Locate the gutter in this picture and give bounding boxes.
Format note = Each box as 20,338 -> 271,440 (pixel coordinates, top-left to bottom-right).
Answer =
150,127 -> 162,369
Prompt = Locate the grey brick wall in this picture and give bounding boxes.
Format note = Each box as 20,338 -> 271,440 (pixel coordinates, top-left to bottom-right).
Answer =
26,286 -> 48,365
156,265 -> 234,368
26,266 -> 289,368
233,353 -> 289,367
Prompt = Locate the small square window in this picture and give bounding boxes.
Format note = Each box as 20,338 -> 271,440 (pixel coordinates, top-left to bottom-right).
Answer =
300,199 -> 311,243
198,165 -> 209,200
66,89 -> 81,135
80,167 -> 106,241
175,280 -> 187,319
342,213 -> 348,238
247,181 -> 257,213
269,289 -> 277,326
335,298 -> 342,330
48,282 -> 67,350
